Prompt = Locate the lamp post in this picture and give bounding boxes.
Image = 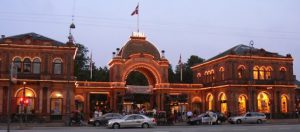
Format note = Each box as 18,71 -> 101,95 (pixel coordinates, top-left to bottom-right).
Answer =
22,82 -> 26,123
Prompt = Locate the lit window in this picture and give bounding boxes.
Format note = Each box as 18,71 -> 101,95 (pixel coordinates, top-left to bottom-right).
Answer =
259,67 -> 265,80
53,59 -> 62,75
23,58 -> 31,73
219,93 -> 227,114
33,58 -> 41,74
238,66 -> 246,79
219,67 -> 225,80
281,95 -> 288,113
253,67 -> 259,80
207,94 -> 214,111
13,57 -> 22,73
257,92 -> 270,113
50,91 -> 63,115
265,67 -> 272,80
16,88 -> 35,114
238,95 -> 247,115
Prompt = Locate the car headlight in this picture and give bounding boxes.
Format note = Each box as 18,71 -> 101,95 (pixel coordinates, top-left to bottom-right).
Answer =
89,119 -> 94,122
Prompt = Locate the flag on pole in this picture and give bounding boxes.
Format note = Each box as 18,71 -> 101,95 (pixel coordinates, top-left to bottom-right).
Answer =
178,54 -> 183,82
90,51 -> 93,80
131,4 -> 139,16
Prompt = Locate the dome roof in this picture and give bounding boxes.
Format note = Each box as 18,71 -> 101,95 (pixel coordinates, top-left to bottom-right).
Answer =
119,36 -> 161,60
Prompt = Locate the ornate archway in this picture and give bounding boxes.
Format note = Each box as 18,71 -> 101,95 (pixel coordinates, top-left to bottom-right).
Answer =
257,91 -> 270,113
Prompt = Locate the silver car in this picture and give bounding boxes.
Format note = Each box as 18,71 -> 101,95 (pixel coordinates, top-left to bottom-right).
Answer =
107,114 -> 156,129
228,112 -> 267,124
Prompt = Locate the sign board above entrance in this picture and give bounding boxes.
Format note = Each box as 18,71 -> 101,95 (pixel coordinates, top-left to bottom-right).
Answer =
126,85 -> 153,94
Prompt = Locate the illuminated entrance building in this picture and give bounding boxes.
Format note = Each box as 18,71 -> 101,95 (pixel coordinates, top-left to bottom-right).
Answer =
192,44 -> 296,117
0,32 -> 297,121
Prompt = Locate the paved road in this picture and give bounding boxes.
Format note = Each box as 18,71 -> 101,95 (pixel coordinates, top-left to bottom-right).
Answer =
1,124 -> 300,132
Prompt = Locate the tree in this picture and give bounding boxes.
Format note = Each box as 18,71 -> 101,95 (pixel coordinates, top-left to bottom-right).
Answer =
168,64 -> 175,83
174,55 -> 205,83
74,43 -> 90,81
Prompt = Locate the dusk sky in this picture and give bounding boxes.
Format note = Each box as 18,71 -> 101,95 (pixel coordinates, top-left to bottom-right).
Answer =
0,0 -> 299,79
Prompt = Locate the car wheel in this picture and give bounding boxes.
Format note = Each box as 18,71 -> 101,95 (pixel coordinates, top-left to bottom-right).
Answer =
112,123 -> 120,129
257,119 -> 262,124
142,123 -> 149,128
236,119 -> 242,124
94,121 -> 101,126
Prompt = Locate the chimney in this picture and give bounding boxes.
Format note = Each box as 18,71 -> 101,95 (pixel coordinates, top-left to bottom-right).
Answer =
1,35 -> 5,39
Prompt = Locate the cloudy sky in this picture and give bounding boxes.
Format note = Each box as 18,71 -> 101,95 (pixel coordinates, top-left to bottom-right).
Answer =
0,0 -> 299,78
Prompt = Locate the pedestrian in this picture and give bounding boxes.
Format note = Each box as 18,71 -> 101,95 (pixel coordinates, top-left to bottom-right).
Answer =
296,109 -> 300,121
207,111 -> 214,125
187,110 -> 193,120
153,108 -> 157,118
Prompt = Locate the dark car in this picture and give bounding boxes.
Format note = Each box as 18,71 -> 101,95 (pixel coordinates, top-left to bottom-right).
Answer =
89,113 -> 123,126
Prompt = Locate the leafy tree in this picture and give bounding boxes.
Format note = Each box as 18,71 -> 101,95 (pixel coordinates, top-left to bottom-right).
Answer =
168,64 -> 175,83
125,71 -> 148,86
174,55 -> 205,83
74,43 -> 90,81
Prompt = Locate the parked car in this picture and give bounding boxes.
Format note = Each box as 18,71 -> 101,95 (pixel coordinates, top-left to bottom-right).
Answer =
187,112 -> 226,125
107,114 -> 157,129
89,113 -> 123,126
228,112 -> 267,124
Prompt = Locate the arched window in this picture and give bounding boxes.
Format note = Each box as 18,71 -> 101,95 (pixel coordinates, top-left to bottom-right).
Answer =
219,67 -> 225,81
211,70 -> 215,81
33,58 -> 41,74
265,67 -> 272,80
23,58 -> 31,73
204,72 -> 208,83
257,92 -> 270,113
207,71 -> 211,82
238,95 -> 247,115
15,88 -> 36,114
207,94 -> 214,111
238,65 -> 246,79
281,95 -> 288,113
53,59 -> 62,75
13,57 -> 22,72
219,93 -> 227,114
259,67 -> 266,80
279,67 -> 287,80
50,91 -> 63,115
253,66 -> 259,80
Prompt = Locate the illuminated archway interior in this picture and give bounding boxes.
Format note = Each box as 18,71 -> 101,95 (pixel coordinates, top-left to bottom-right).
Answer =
16,88 -> 36,114
207,94 -> 214,111
257,92 -> 270,113
238,95 -> 247,115
281,95 -> 288,113
219,93 -> 227,114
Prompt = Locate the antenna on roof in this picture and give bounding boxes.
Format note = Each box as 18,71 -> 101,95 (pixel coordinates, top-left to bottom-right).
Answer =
68,0 -> 76,44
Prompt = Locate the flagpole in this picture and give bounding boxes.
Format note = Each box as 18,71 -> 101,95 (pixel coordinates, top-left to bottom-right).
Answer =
137,3 -> 139,32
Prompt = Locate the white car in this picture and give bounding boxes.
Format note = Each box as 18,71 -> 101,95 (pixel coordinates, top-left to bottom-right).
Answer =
228,112 -> 267,124
107,114 -> 156,129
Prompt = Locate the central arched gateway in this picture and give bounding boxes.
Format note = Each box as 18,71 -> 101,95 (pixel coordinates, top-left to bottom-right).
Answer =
109,33 -> 170,112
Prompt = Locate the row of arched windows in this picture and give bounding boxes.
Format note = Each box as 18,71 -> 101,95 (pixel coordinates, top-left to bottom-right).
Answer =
205,92 -> 289,114
202,67 -> 225,83
13,57 -> 63,75
198,65 -> 287,82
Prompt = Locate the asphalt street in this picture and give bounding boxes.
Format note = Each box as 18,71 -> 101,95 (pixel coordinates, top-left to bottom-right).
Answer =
1,124 -> 300,132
